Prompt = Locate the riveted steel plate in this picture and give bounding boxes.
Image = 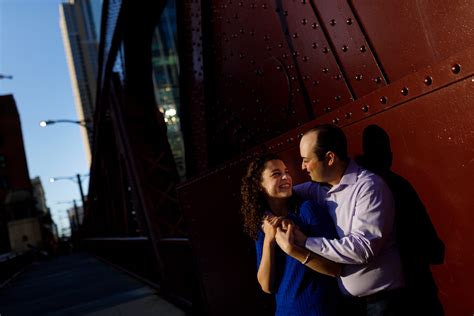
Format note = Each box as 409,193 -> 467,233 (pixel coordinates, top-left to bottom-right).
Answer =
351,0 -> 474,82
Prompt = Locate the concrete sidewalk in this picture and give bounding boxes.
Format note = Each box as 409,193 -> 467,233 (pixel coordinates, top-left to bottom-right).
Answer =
0,253 -> 187,316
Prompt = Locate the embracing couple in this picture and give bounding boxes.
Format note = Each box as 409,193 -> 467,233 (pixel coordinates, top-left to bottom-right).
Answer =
240,124 -> 405,316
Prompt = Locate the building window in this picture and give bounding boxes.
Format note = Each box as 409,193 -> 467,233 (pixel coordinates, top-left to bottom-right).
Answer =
152,0 -> 186,180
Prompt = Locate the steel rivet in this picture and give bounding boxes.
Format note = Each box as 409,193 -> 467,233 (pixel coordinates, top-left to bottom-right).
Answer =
282,53 -> 288,58
249,31 -> 255,36
239,2 -> 244,7
342,45 -> 348,52
380,96 -> 388,104
250,59 -> 256,64
325,107 -> 332,112
301,19 -> 308,25
332,118 -> 339,124
346,18 -> 353,25
334,74 -> 341,80
355,74 -> 363,81
360,45 -> 366,53
291,76 -> 296,81
276,65 -> 282,71
312,80 -> 319,86
329,19 -> 336,26
292,51 -> 298,57
451,64 -> 461,74
262,3 -> 268,9
303,75 -> 309,80
312,98 -> 320,104
362,105 -> 369,112
239,53 -> 245,59
424,76 -> 433,85
345,112 -> 352,119
278,43 -> 283,48
322,47 -> 329,54
312,23 -> 319,29
335,95 -> 341,101
292,33 -> 298,38
373,76 -> 382,84
312,42 -> 318,48
323,68 -> 329,74
302,56 -> 309,62
401,87 -> 409,96
250,3 -> 256,8
264,35 -> 270,41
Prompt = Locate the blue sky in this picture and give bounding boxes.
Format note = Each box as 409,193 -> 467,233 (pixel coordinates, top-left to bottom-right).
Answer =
0,0 -> 90,236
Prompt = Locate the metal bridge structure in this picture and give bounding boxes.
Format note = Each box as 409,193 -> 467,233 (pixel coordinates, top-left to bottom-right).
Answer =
80,0 -> 474,315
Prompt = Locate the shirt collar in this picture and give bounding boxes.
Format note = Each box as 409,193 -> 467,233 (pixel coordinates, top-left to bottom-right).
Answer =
328,159 -> 359,193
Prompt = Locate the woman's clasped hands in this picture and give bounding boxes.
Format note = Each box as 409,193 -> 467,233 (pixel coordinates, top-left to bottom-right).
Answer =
262,213 -> 298,255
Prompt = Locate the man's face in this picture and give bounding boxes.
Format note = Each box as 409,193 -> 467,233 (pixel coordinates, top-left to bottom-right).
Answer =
300,132 -> 328,182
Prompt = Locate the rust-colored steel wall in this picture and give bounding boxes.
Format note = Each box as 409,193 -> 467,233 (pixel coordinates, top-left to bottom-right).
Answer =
178,0 -> 474,315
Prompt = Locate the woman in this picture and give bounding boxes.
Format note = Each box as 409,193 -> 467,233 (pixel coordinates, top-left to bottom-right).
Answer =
241,153 -> 341,316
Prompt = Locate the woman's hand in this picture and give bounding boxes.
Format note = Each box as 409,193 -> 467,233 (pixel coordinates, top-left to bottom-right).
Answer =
293,226 -> 308,248
262,214 -> 282,243
275,223 -> 295,255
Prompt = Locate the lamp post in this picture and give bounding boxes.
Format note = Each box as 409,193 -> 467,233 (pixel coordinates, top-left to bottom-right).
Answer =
39,119 -> 92,133
50,174 -> 89,212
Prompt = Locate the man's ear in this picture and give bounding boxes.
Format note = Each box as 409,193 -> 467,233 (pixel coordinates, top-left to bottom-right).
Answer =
325,151 -> 336,166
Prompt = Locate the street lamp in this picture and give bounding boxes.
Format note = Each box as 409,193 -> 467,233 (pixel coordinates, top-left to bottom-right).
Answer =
0,74 -> 13,80
50,174 -> 89,210
39,119 -> 92,133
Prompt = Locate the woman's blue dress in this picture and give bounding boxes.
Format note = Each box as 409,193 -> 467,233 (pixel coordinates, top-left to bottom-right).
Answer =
256,200 -> 340,316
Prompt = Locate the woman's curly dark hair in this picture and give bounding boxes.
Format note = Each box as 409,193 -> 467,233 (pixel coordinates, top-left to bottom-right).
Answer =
240,153 -> 281,239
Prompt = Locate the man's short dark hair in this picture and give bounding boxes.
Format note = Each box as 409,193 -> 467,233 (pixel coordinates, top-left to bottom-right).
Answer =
305,124 -> 349,161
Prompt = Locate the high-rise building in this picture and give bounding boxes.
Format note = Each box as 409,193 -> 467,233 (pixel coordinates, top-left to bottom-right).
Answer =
31,177 -> 48,216
59,0 -> 102,164
31,177 -> 58,243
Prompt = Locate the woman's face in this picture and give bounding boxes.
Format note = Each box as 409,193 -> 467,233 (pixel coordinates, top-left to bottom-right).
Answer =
260,159 -> 293,199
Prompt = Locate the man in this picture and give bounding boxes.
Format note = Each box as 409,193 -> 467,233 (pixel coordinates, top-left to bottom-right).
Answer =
279,124 -> 405,315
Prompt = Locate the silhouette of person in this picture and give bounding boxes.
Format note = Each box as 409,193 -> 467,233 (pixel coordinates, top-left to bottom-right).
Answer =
356,124 -> 445,316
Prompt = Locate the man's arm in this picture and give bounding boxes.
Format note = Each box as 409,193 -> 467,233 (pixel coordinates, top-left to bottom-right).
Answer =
276,224 -> 341,277
305,178 -> 395,264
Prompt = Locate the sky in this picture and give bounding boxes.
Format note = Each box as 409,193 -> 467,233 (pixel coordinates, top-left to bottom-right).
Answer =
0,0 -> 90,236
